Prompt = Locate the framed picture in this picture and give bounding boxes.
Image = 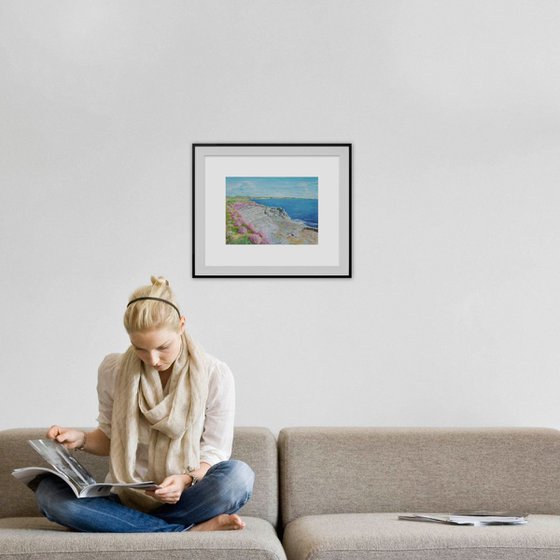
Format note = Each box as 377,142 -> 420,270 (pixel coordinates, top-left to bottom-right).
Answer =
192,143 -> 352,278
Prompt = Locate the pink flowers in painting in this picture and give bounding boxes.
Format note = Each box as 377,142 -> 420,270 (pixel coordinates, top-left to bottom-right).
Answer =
226,200 -> 272,245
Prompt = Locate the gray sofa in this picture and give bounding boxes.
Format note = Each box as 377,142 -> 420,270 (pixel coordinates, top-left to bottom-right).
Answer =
279,427 -> 560,560
3,427 -> 560,560
0,427 -> 286,560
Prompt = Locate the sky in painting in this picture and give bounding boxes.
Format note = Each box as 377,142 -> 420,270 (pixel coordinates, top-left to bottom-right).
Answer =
226,177 -> 318,199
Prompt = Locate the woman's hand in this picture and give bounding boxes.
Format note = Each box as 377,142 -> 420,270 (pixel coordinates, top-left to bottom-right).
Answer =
146,474 -> 191,504
46,425 -> 85,450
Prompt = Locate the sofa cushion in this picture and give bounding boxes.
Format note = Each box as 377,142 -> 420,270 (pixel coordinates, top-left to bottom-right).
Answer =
279,427 -> 560,526
0,516 -> 286,560
283,513 -> 560,560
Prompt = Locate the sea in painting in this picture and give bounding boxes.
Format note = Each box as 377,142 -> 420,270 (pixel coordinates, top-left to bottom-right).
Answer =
226,177 -> 318,245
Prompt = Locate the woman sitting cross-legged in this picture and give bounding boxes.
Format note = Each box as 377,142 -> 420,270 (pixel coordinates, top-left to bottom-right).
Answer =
34,275 -> 254,533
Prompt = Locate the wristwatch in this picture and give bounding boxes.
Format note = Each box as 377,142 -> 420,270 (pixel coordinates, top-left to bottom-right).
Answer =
190,475 -> 199,486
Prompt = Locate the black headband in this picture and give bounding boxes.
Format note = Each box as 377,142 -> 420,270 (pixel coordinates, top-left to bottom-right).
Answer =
126,297 -> 181,318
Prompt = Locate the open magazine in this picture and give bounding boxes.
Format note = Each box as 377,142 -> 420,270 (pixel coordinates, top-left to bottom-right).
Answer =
12,439 -> 159,498
398,512 -> 528,526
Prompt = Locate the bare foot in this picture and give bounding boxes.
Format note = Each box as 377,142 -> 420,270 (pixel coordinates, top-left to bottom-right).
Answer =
191,514 -> 246,532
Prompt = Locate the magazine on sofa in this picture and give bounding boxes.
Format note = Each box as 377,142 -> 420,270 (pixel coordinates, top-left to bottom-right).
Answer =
12,439 -> 159,498
398,512 -> 529,526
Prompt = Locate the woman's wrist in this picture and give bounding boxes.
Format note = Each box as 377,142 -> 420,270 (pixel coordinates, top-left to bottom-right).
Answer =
180,473 -> 199,487
77,432 -> 87,451
175,473 -> 191,489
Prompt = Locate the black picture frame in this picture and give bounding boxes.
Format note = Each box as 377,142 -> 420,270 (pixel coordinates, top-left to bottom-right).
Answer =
192,143 -> 352,278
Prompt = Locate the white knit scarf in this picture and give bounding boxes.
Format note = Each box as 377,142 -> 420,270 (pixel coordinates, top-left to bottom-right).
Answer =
109,333 -> 209,511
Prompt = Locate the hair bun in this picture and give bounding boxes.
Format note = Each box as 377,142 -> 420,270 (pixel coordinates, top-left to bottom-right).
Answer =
150,275 -> 170,287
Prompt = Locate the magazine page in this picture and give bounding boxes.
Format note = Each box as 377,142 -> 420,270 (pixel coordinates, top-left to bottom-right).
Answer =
77,481 -> 160,498
13,439 -> 160,499
28,439 -> 96,491
12,467 -> 83,497
12,468 -> 160,498
398,513 -> 529,526
398,515 -> 450,524
449,513 -> 528,525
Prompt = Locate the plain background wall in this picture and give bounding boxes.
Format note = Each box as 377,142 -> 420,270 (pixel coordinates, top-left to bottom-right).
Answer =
1,1 -> 560,433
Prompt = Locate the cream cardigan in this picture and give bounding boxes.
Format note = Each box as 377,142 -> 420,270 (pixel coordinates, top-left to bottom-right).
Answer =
96,352 -> 235,482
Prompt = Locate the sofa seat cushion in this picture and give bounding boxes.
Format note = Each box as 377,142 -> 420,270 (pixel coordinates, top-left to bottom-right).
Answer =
283,513 -> 560,560
0,516 -> 286,560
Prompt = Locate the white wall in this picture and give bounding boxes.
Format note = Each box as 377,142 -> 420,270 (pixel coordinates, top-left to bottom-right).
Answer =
2,1 -> 560,433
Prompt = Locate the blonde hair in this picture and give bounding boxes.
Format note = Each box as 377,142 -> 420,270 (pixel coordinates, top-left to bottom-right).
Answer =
123,276 -> 181,333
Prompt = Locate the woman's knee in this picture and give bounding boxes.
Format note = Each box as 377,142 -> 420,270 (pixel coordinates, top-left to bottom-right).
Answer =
35,475 -> 63,509
213,458 -> 253,482
212,459 -> 255,502
230,459 -> 255,493
35,475 -> 80,523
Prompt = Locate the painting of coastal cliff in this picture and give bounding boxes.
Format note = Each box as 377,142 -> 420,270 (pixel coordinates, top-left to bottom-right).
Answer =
226,177 -> 318,245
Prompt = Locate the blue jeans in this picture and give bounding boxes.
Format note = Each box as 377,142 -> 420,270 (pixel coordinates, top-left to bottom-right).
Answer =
35,460 -> 255,533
